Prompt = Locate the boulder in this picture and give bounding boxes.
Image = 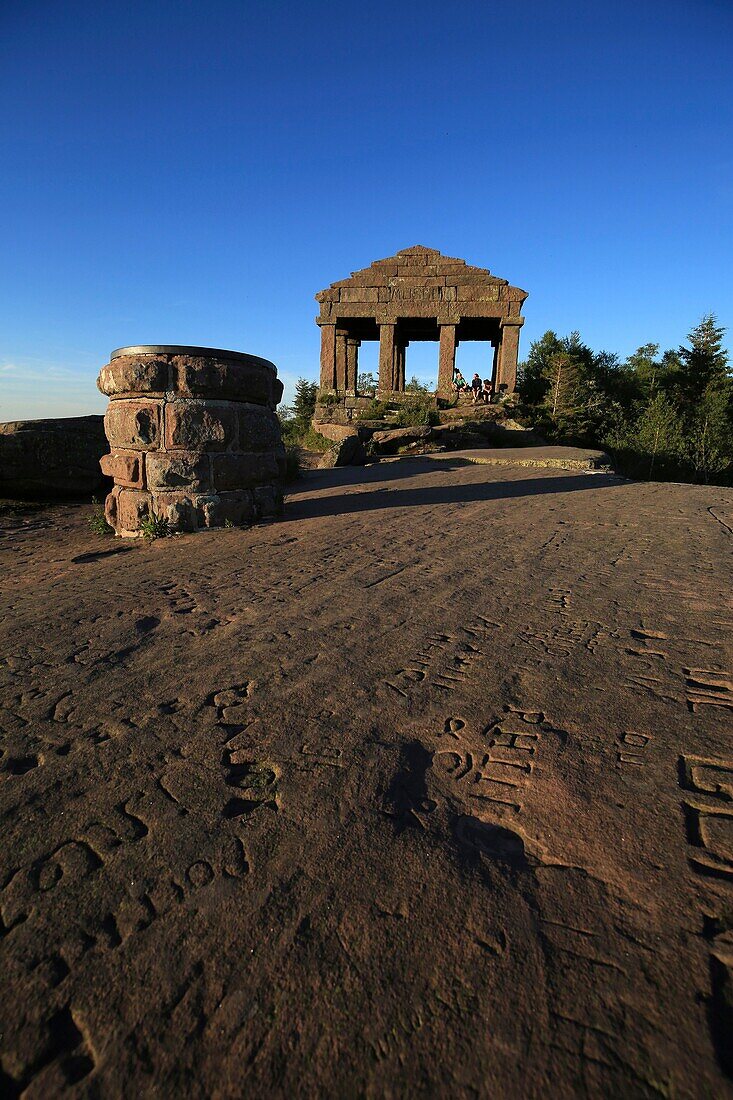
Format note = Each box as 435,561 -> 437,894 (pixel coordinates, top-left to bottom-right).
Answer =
318,435 -> 367,468
0,416 -> 110,499
313,422 -> 359,444
369,425 -> 432,455
430,423 -> 489,450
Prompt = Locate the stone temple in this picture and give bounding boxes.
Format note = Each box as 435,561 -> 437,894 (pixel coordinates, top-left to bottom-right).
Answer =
316,245 -> 528,398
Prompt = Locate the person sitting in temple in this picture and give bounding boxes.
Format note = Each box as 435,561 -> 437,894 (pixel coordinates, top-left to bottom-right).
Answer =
481,378 -> 493,404
453,368 -> 467,396
470,373 -> 482,403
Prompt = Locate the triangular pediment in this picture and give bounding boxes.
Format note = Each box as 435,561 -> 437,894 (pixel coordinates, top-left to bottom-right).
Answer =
316,246 -> 528,300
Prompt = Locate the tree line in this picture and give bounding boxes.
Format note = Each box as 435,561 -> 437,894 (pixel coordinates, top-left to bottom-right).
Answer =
517,314 -> 732,484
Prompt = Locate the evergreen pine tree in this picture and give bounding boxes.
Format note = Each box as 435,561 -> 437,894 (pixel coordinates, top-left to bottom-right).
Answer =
292,378 -> 318,427
677,314 -> 729,406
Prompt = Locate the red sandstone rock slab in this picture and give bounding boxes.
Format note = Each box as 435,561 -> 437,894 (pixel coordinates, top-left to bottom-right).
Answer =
415,445 -> 613,471
314,423 -> 360,444
1,462 -> 732,1096
0,415 -> 109,499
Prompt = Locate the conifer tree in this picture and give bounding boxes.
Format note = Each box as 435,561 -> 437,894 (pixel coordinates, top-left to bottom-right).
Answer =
292,378 -> 318,427
677,314 -> 730,406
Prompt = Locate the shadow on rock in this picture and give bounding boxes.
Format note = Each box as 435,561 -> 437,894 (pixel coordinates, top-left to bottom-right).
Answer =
384,741 -> 436,832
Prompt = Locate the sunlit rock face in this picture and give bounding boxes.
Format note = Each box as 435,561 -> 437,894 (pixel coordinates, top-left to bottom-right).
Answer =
97,345 -> 285,536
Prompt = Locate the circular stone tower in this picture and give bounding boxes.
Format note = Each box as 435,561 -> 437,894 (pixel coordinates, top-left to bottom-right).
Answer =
97,345 -> 285,536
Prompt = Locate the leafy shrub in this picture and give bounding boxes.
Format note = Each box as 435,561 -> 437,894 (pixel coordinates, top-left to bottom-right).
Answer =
358,400 -> 391,421
298,427 -> 332,452
393,396 -> 439,428
318,391 -> 340,405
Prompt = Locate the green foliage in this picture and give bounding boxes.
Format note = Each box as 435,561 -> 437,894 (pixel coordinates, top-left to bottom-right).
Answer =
404,375 -> 431,394
684,385 -> 733,482
518,330 -> 564,404
87,497 -> 113,536
521,317 -> 733,484
393,395 -> 439,428
298,427 -> 332,451
603,393 -> 686,480
293,378 -> 318,423
279,377 -> 331,453
284,444 -> 302,481
318,390 -> 340,405
358,371 -> 377,395
676,314 -> 729,406
544,352 -> 584,421
358,399 -> 391,421
139,512 -> 171,540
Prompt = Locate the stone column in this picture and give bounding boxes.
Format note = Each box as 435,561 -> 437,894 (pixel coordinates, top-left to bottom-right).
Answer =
346,337 -> 360,395
394,342 -> 406,392
497,318 -> 524,393
491,340 -> 499,394
437,323 -> 457,396
335,329 -> 348,393
97,345 -> 285,536
319,323 -> 336,392
378,323 -> 396,394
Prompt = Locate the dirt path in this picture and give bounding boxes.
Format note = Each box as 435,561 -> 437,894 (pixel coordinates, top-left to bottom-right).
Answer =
1,459 -> 732,1097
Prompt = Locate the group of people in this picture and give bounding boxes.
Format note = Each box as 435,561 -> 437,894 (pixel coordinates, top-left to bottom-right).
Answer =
453,369 -> 493,404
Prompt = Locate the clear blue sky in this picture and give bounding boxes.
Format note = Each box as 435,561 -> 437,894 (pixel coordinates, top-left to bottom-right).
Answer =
1,0 -> 731,419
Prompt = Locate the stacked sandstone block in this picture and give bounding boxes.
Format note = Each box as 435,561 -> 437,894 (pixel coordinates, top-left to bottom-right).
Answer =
98,345 -> 285,536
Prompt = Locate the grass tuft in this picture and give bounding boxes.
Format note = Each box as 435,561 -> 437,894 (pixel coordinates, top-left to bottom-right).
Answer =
139,512 -> 171,540
87,497 -> 114,536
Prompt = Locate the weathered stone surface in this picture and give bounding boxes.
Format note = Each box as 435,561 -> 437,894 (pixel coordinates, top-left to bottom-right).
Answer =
106,487 -> 152,535
105,400 -> 162,449
253,483 -> 284,518
0,415 -> 109,499
318,435 -> 367,467
203,490 -> 256,527
3,465 -> 733,1097
313,422 -> 360,444
154,490 -> 198,532
151,489 -> 260,531
97,356 -> 170,397
164,402 -> 236,452
211,451 -> 281,490
427,425 -> 489,451
417,445 -> 613,472
98,347 -> 285,534
174,357 -> 278,407
239,406 -> 282,451
370,426 -> 432,455
99,450 -> 144,488
146,452 -> 211,491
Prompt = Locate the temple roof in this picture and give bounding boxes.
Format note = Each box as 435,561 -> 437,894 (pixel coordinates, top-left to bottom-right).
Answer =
316,246 -> 528,302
